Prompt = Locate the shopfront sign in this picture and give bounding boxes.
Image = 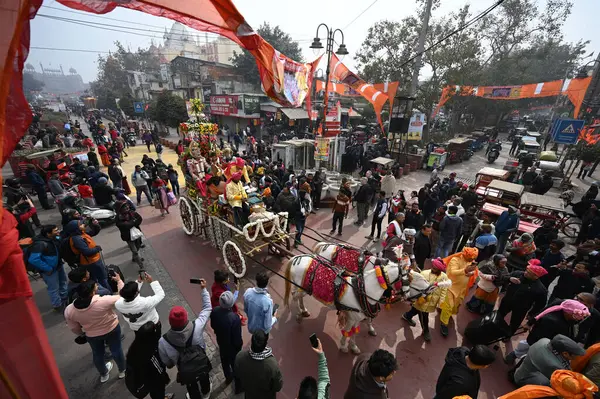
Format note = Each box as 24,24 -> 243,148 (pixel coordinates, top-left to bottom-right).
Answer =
210,95 -> 238,116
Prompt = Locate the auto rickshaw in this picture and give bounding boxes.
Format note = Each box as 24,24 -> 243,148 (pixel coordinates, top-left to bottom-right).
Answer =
481,179 -> 524,207
508,127 -> 528,141
426,147 -> 447,170
446,138 -> 474,163
470,131 -> 488,151
520,136 -> 541,155
475,167 -> 511,189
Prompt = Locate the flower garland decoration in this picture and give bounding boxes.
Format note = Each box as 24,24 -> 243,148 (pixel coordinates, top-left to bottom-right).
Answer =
374,266 -> 388,290
276,212 -> 289,232
243,222 -> 261,242
259,217 -> 278,237
223,240 -> 246,278
190,98 -> 205,115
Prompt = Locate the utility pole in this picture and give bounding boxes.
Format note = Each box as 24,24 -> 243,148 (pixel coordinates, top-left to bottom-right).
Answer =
406,0 -> 434,146
410,0 -> 434,98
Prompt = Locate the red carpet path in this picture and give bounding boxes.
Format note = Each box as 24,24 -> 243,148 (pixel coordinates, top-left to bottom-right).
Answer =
138,202 -> 518,399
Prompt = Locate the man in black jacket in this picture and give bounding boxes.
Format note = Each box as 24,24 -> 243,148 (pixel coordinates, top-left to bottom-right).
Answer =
210,291 -> 243,394
413,224 -> 433,270
92,177 -> 117,207
550,262 -> 594,301
404,202 -> 424,230
354,177 -> 373,226
497,266 -> 548,335
460,185 -> 478,210
434,345 -> 496,399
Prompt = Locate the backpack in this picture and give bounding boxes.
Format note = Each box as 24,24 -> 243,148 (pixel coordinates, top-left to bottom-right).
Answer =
60,237 -> 79,267
22,244 -> 36,272
162,323 -> 212,384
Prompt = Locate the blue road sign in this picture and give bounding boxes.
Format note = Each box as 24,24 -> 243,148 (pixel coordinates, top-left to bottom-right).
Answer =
134,102 -> 144,114
551,118 -> 584,144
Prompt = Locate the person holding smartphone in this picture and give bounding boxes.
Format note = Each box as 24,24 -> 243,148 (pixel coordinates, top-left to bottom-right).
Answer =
297,335 -> 330,399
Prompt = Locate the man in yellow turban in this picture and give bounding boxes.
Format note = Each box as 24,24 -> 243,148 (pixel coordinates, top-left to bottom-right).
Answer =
438,247 -> 479,336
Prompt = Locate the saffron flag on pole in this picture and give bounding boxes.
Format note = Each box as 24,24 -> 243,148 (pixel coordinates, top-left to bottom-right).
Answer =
327,54 -> 389,130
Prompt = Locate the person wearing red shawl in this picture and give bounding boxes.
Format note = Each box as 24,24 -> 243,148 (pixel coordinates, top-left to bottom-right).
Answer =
97,144 -> 110,167
151,177 -> 170,217
210,269 -> 246,325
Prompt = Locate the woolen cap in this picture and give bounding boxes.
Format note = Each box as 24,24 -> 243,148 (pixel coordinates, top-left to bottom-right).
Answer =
551,334 -> 585,356
219,291 -> 235,309
169,306 -> 188,330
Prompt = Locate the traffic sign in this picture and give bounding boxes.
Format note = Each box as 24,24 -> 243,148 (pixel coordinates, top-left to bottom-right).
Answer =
551,118 -> 584,144
134,102 -> 144,114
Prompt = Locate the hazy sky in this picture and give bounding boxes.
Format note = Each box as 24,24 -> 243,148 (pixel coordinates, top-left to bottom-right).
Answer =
28,0 -> 600,84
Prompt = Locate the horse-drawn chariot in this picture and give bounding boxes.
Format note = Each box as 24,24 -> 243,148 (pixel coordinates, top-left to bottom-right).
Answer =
177,99 -> 292,278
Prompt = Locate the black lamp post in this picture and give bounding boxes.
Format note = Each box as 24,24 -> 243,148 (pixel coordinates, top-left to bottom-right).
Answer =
309,24 -> 348,136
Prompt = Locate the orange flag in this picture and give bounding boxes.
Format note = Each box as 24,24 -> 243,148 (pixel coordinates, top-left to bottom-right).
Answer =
328,54 -> 389,130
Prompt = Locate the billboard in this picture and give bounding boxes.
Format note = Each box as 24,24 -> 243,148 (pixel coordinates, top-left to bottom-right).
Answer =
210,95 -> 238,116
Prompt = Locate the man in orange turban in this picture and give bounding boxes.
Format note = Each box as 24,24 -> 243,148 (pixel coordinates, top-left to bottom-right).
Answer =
438,247 -> 478,336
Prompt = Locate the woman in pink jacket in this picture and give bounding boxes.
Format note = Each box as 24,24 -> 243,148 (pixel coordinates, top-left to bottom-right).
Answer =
64,274 -> 125,383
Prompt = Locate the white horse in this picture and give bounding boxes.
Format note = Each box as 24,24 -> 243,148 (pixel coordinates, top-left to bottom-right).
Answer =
284,246 -> 437,354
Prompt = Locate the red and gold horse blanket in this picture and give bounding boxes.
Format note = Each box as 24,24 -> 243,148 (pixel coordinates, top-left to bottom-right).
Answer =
302,259 -> 348,305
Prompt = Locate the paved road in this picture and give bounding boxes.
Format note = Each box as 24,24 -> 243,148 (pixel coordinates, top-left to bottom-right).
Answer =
26,125 -> 593,399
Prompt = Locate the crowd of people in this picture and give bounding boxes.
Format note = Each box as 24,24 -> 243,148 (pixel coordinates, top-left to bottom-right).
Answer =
17,114 -> 600,399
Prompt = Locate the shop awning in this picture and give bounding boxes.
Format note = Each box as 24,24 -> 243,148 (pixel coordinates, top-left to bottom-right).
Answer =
281,108 -> 309,120
260,101 -> 281,113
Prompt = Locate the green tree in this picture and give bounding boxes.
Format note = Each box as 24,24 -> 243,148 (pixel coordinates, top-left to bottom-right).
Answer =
148,91 -> 188,128
92,41 -> 161,110
231,23 -> 304,86
356,0 -> 579,127
119,93 -> 135,117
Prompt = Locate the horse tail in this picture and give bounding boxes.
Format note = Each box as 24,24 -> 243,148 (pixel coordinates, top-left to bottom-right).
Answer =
284,258 -> 293,307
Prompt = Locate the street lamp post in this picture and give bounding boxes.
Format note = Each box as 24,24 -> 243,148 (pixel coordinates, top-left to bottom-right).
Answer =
309,24 -> 348,137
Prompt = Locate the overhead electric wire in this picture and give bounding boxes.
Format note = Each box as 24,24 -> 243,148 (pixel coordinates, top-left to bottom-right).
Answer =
29,46 -> 238,57
397,0 -> 506,69
36,11 -> 311,45
342,0 -> 381,30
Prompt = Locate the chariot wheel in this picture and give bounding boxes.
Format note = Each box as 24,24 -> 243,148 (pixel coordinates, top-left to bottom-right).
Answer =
179,196 -> 196,236
223,240 -> 246,278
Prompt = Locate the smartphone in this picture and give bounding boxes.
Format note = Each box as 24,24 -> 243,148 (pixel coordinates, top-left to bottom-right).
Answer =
309,333 -> 319,349
272,303 -> 280,315
139,270 -> 147,280
190,278 -> 203,285
108,269 -> 117,278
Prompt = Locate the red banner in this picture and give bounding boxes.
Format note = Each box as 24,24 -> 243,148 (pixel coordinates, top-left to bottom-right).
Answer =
210,95 -> 238,116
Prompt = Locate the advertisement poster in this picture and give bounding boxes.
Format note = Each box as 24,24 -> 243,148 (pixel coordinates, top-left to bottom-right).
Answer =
243,96 -> 260,115
407,112 -> 425,141
314,137 -> 330,161
209,95 -> 238,116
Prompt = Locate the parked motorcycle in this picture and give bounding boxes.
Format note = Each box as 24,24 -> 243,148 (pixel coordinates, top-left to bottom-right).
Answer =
56,186 -> 116,225
487,144 -> 502,163
124,132 -> 137,146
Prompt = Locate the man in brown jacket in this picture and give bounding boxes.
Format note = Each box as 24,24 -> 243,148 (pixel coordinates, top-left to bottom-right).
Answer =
235,330 -> 283,399
344,349 -> 397,399
331,191 -> 350,236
